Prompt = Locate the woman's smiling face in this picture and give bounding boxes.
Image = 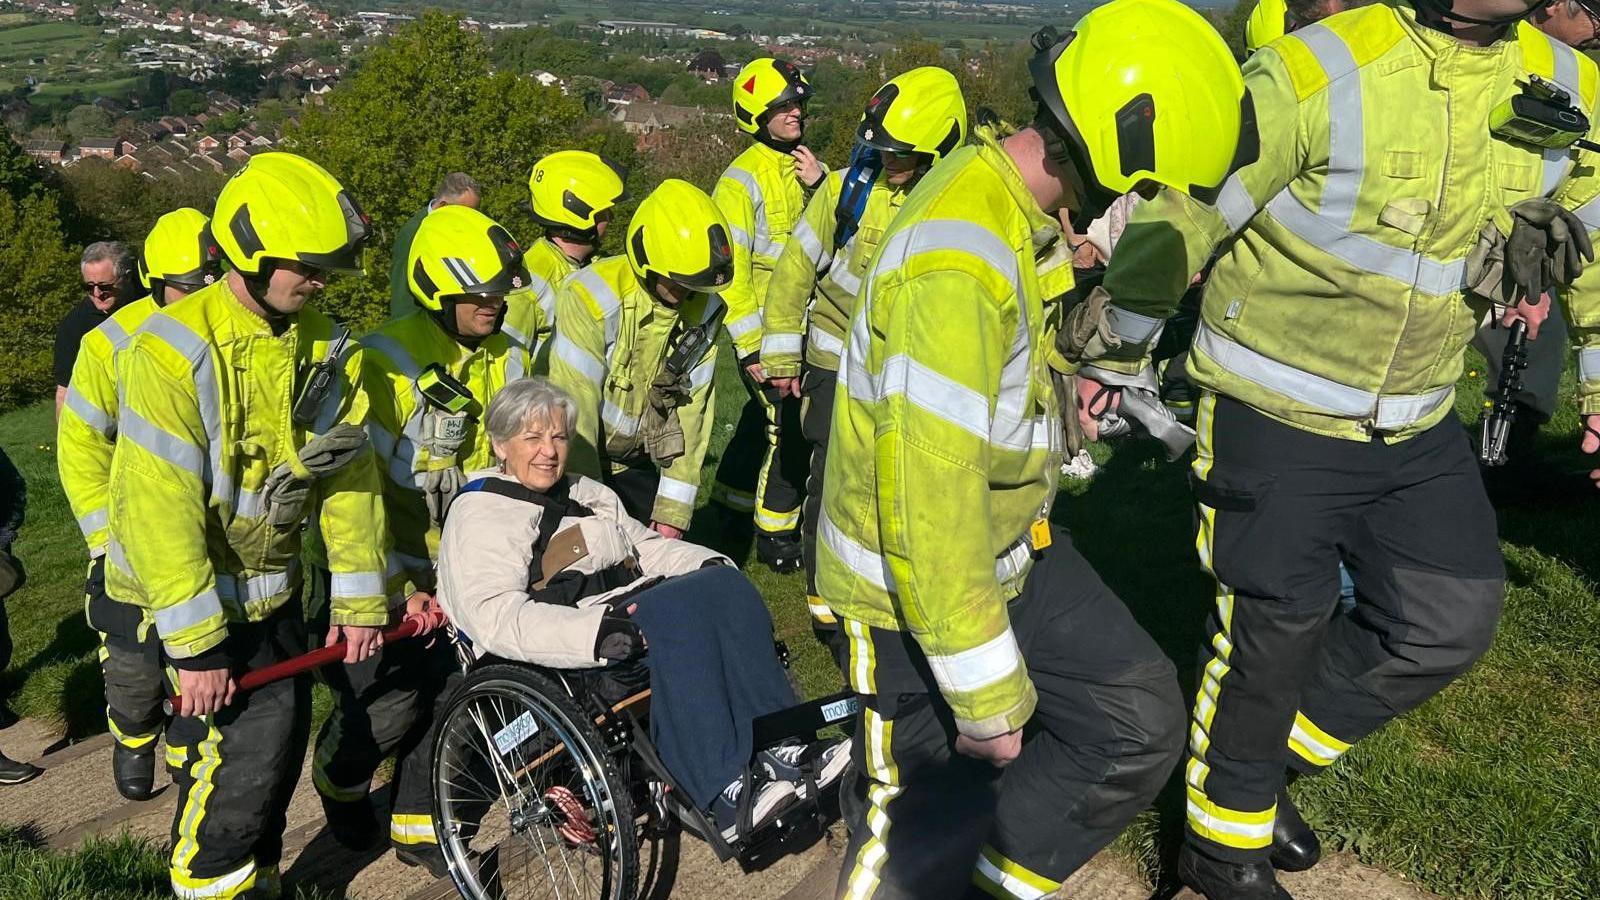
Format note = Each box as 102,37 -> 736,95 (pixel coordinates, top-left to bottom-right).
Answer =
492,406 -> 570,492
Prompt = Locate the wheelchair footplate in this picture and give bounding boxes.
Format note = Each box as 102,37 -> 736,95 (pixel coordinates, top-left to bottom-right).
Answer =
632,689 -> 859,870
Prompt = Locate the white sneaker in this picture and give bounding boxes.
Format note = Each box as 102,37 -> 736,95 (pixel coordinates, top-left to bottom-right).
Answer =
709,772 -> 798,842
759,737 -> 852,798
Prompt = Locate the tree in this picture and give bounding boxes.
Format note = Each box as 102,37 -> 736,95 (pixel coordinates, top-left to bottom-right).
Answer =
63,104 -> 114,140
0,193 -> 81,409
252,98 -> 287,131
168,88 -> 208,116
291,12 -> 629,328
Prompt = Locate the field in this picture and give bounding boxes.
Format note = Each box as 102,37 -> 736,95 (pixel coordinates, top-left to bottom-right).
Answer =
0,341 -> 1596,898
0,19 -> 145,109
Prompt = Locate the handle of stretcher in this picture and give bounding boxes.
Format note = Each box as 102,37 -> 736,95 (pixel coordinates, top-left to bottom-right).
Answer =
165,611 -> 447,716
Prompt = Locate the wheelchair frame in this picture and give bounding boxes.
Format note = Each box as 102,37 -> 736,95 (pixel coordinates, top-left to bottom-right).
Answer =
430,629 -> 857,900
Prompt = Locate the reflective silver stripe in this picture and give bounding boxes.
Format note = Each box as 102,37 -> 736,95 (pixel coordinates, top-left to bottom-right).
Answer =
107,537 -> 131,574
602,399 -> 640,437
655,475 -> 698,506
552,334 -> 605,385
1542,36 -> 1581,195
854,352 -> 991,440
215,565 -> 295,605
829,260 -> 862,297
77,508 -> 108,538
724,167 -> 779,256
821,511 -> 1041,594
1374,386 -> 1454,430
330,571 -> 385,598
728,223 -> 755,252
1577,346 -> 1600,380
689,357 -> 716,391
762,332 -> 803,356
1542,147 -> 1573,198
172,859 -> 256,899
64,386 -> 115,436
1215,173 -> 1259,233
808,324 -> 845,357
1107,305 -> 1164,343
1265,191 -> 1467,297
1296,24 -> 1362,230
361,335 -> 431,488
1577,194 -> 1600,232
1195,321 -> 1451,427
501,324 -> 529,382
138,315 -> 229,506
121,406 -> 205,472
792,218 -> 827,267
97,316 -> 129,348
572,268 -> 623,347
154,588 -> 223,637
360,334 -> 421,379
726,312 -> 762,340
924,626 -> 1024,694
235,487 -> 266,519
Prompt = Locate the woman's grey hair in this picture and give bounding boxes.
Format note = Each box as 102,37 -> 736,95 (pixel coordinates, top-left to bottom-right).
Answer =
81,241 -> 134,279
486,378 -> 579,447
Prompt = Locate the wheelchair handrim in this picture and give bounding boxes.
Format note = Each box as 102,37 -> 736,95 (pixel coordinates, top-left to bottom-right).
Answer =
433,677 -> 629,900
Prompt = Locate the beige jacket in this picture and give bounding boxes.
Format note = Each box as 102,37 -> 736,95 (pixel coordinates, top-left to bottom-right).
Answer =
437,469 -> 729,668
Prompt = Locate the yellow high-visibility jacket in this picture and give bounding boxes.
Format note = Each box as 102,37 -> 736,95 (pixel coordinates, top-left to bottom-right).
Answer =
714,142 -> 810,360
505,238 -> 574,353
761,169 -> 908,378
360,311 -> 530,592
817,126 -> 1066,739
542,255 -> 720,531
106,278 -> 388,661
58,296 -> 160,555
1096,5 -> 1600,437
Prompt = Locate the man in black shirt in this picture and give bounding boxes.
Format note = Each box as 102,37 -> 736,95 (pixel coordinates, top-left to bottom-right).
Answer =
54,241 -> 138,421
0,445 -> 41,784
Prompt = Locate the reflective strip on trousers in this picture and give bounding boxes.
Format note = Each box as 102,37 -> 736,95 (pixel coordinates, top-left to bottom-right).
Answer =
171,859 -> 255,899
1193,321 -> 1453,429
64,385 -> 116,436
973,845 -> 1059,900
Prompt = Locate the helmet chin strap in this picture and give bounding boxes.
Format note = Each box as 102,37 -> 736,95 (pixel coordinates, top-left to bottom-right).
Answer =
242,261 -> 296,323
430,299 -> 501,349
755,111 -> 804,153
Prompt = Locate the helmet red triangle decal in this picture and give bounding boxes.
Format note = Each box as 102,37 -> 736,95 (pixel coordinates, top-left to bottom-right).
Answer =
743,76 -> 757,93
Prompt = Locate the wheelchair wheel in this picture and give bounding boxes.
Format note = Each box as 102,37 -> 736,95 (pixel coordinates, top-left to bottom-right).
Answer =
432,663 -> 639,900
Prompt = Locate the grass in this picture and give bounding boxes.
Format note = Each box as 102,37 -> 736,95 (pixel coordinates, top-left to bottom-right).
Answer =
1,341 -> 1596,898
0,22 -> 98,64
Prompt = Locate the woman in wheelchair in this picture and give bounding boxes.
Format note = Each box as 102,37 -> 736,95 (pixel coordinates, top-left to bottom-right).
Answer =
436,377 -> 849,841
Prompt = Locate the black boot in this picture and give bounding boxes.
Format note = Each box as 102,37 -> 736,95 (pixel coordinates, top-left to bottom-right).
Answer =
395,841 -> 448,878
1178,844 -> 1294,900
0,750 -> 41,785
320,794 -> 383,851
112,742 -> 157,800
756,533 -> 802,574
1271,788 -> 1321,872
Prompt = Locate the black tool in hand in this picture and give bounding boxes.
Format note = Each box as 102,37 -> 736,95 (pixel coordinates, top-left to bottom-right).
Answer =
1480,320 -> 1528,467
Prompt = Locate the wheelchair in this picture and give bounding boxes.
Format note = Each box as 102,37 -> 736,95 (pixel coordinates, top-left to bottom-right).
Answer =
429,626 -> 858,900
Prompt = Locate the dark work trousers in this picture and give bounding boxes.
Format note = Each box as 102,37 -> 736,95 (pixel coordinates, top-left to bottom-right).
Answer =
835,527 -> 1184,900
629,566 -> 798,810
1183,392 -> 1505,864
601,457 -> 661,526
166,598 -> 312,897
84,557 -> 167,752
310,574 -> 454,847
711,366 -> 807,542
798,365 -> 845,667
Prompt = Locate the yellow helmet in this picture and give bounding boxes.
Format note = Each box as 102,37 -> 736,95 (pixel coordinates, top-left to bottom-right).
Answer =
625,179 -> 734,291
857,66 -> 968,166
139,207 -> 222,302
731,57 -> 813,137
406,205 -> 530,312
211,151 -> 370,276
1245,0 -> 1290,52
1028,0 -> 1255,216
527,150 -> 628,240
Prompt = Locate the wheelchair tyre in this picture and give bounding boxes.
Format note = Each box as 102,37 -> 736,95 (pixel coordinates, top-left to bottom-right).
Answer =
431,663 -> 639,900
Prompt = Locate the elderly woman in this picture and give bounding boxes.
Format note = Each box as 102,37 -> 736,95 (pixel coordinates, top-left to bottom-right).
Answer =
437,377 -> 847,839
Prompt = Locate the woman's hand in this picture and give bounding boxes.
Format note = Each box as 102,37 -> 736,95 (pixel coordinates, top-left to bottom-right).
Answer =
650,521 -> 684,540
327,624 -> 384,664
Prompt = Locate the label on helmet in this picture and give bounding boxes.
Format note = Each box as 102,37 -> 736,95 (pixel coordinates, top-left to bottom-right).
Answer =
493,710 -> 541,757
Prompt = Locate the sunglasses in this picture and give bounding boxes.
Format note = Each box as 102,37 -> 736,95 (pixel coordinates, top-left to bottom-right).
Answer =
83,281 -> 119,295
